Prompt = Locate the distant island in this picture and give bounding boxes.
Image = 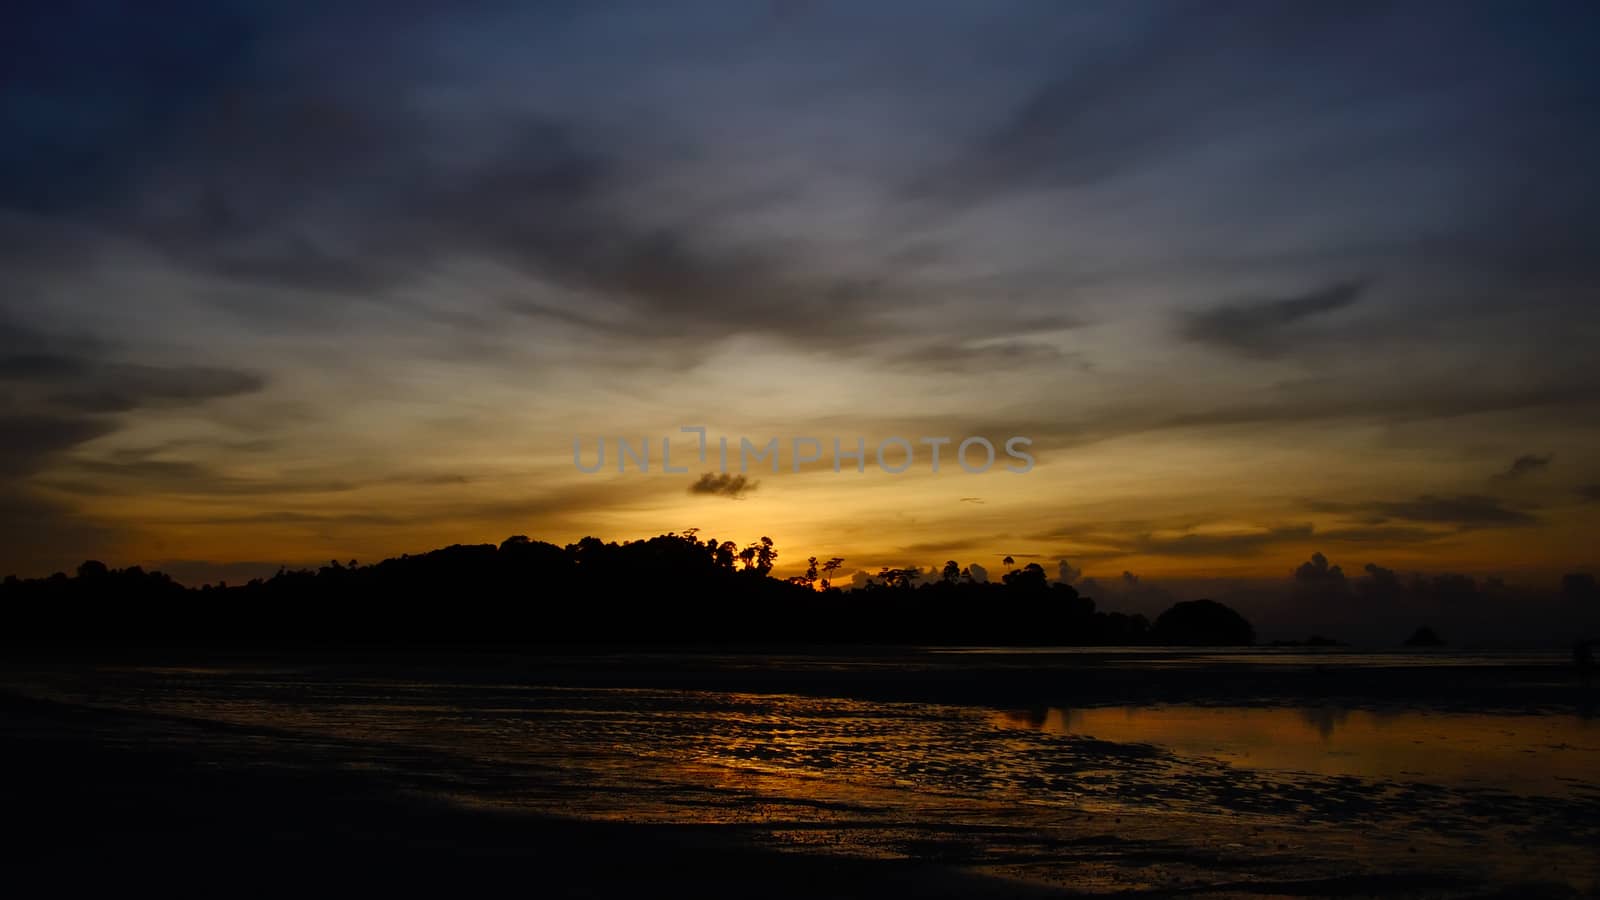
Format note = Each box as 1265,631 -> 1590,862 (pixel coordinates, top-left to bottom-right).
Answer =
0,531 -> 1264,649
1403,626 -> 1447,647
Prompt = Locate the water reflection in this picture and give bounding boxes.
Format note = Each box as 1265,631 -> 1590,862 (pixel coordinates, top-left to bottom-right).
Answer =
9,661 -> 1600,893
1299,706 -> 1348,739
994,705 -> 1600,793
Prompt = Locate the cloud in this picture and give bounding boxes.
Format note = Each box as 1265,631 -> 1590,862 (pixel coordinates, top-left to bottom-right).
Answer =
0,412 -> 124,577
3,1 -> 1599,583
966,562 -> 988,584
1294,551 -> 1346,586
0,324 -> 271,549
1158,379 -> 1597,435
1314,524 -> 1448,544
28,83 -> 910,358
1132,524 -> 1315,557
884,336 -> 1088,374
0,414 -> 116,477
1056,559 -> 1081,585
1,2 -> 946,358
0,488 -> 117,578
1581,485 -> 1600,503
1364,494 -> 1538,528
895,537 -> 988,557
1492,453 -> 1551,481
0,322 -> 266,414
49,364 -> 266,413
904,3 -> 1388,209
52,452 -> 364,497
1179,280 -> 1367,358
0,352 -> 90,379
0,318 -> 265,438
1047,496 -> 1534,567
688,472 -> 758,499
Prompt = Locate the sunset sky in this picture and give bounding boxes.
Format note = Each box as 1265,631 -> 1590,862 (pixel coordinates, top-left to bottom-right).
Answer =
3,1 -> 1597,589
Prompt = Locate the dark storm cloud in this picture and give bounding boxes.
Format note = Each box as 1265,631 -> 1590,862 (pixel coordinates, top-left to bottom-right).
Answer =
1178,280 -> 1368,358
688,472 -> 757,499
1492,454 -> 1552,481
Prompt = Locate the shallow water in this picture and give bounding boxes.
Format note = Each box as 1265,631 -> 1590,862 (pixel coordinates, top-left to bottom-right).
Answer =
7,651 -> 1599,895
995,705 -> 1600,795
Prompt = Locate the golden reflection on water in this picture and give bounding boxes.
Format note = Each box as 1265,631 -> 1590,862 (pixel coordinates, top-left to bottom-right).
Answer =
9,663 -> 1600,893
995,706 -> 1600,794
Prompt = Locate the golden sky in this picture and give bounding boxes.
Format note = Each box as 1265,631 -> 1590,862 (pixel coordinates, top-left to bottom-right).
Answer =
2,2 -> 1598,591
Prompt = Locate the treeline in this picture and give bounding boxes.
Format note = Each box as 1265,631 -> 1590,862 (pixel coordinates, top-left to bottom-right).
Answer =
0,531 -> 1255,648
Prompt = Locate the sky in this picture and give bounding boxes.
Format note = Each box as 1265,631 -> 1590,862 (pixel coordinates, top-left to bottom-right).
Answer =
2,0 -> 1598,602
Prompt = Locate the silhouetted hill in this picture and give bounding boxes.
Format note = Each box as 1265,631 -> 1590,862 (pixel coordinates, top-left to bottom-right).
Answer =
0,531 -> 1258,649
1149,599 -> 1256,646
1402,626 -> 1446,647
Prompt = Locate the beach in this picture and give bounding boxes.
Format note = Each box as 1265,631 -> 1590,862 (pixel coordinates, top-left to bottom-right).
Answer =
3,648 -> 1597,897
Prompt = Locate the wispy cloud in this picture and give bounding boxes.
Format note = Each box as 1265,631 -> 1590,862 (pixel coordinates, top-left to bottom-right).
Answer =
1492,453 -> 1552,481
1179,280 -> 1367,358
1311,494 -> 1539,528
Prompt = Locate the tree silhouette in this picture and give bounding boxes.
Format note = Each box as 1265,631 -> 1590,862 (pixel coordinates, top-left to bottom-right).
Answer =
0,531 -> 1259,649
819,557 -> 844,591
1002,563 -> 1049,591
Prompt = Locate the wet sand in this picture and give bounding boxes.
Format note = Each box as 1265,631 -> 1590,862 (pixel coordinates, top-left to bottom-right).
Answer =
3,648 -> 1597,897
0,692 -> 1052,898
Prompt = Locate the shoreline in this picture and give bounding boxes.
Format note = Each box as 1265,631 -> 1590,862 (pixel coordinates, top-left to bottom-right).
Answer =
4,652 -> 1595,898
0,691 -> 1061,898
